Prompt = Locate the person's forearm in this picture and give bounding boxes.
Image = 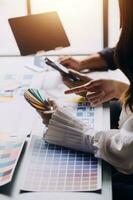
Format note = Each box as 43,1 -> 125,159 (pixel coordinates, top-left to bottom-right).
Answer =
79,53 -> 108,71
114,81 -> 129,99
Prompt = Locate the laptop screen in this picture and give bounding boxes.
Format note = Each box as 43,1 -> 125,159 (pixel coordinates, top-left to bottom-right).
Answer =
8,12 -> 70,56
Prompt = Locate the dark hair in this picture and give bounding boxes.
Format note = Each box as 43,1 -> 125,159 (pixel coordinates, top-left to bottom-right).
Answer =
115,0 -> 133,112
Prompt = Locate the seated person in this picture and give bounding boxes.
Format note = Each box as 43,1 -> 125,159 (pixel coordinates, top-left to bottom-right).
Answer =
59,49 -> 128,107
42,1 -> 133,199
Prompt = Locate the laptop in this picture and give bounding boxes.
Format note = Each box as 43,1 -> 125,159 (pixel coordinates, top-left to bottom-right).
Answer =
8,12 -> 70,56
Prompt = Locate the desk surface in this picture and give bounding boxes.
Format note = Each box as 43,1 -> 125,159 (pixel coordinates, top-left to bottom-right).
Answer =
0,105 -> 112,200
0,56 -> 115,200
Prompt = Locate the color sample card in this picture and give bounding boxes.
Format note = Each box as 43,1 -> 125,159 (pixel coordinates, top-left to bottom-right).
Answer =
76,102 -> 95,128
0,73 -> 33,102
21,135 -> 101,192
63,101 -> 103,130
0,136 -> 25,186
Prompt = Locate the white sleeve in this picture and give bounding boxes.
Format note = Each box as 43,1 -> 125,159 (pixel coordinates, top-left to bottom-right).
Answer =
93,116 -> 133,174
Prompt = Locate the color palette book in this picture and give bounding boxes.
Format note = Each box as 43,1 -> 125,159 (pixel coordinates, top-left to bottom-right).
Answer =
0,135 -> 25,186
45,107 -> 93,153
21,135 -> 101,192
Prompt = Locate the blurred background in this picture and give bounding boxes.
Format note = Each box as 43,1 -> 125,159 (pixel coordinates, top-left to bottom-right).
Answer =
0,0 -> 120,56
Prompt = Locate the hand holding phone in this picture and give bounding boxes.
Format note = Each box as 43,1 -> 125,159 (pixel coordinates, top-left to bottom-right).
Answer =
44,57 -> 80,81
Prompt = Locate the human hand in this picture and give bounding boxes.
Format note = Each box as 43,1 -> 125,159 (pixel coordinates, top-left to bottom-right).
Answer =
37,100 -> 57,126
65,79 -> 129,106
59,53 -> 107,72
58,56 -> 82,71
62,69 -> 92,97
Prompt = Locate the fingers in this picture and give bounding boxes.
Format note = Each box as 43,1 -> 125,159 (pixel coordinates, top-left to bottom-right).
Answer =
64,79 -> 101,94
58,56 -> 71,62
58,56 -> 72,68
89,97 -> 106,107
68,69 -> 92,82
65,84 -> 87,94
86,91 -> 105,106
63,77 -> 75,88
85,79 -> 103,90
69,69 -> 83,77
58,56 -> 81,72
86,91 -> 105,101
62,76 -> 84,89
64,78 -> 114,107
87,90 -> 115,107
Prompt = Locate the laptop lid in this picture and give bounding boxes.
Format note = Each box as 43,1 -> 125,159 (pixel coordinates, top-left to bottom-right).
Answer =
8,12 -> 70,56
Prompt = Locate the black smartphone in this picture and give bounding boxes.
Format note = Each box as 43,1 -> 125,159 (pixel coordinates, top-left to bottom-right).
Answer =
44,57 -> 80,81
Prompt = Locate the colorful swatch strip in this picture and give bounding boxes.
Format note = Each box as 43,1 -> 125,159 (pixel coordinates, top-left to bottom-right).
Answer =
21,136 -> 101,192
24,88 -> 49,111
0,136 -> 25,186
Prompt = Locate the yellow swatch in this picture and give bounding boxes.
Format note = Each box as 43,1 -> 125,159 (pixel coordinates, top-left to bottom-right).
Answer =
64,96 -> 85,103
0,96 -> 13,102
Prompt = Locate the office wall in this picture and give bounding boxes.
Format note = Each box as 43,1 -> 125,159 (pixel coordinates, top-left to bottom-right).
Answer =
108,0 -> 120,47
0,0 -> 120,55
31,0 -> 103,54
0,0 -> 27,55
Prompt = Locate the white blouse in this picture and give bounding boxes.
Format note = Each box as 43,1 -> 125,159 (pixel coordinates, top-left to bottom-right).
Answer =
45,107 -> 133,174
94,107 -> 133,174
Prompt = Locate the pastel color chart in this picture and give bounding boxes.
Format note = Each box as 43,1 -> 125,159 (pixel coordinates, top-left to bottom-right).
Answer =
21,136 -> 101,192
76,102 -> 95,128
63,100 -> 103,131
0,136 -> 25,186
64,101 -> 95,129
0,73 -> 33,102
